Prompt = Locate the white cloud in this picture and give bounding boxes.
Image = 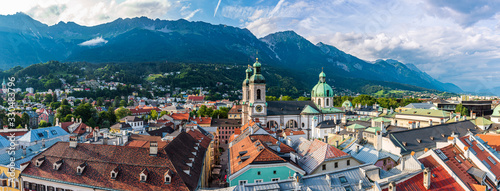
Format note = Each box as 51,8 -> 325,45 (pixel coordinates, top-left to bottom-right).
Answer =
79,36 -> 108,46
184,9 -> 201,20
1,0 -> 180,26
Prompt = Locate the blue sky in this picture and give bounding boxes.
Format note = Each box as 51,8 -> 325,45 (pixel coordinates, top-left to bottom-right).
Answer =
1,0 -> 500,92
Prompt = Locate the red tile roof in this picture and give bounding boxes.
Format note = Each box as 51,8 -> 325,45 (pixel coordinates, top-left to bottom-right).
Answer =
249,134 -> 295,153
384,155 -> 465,191
171,113 -> 190,121
22,142 -> 190,191
438,144 -> 482,190
187,95 -> 204,102
477,134 -> 500,151
460,136 -> 500,180
230,136 -> 287,174
190,116 -> 212,125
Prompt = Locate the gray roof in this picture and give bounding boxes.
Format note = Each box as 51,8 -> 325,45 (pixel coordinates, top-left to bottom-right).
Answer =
343,143 -> 400,164
235,164 -> 374,191
404,103 -> 436,109
316,120 -> 338,129
388,121 -> 481,155
267,101 -> 321,116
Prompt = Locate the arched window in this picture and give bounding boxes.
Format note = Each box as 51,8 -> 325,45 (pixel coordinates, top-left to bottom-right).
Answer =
247,91 -> 249,100
257,89 -> 261,100
326,99 -> 329,106
318,99 -> 321,106
327,90 -> 330,97
302,123 -> 305,127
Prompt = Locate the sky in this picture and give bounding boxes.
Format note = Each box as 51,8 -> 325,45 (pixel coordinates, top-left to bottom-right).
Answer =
1,0 -> 500,92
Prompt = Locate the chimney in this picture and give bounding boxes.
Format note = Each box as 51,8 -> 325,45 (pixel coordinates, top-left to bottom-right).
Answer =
371,119 -> 376,127
250,126 -> 254,135
358,180 -> 363,190
336,140 -> 339,148
355,145 -> 360,153
440,118 -> 444,124
55,118 -> 59,126
429,119 -> 433,126
71,117 -> 74,122
150,141 -> 158,156
388,182 -> 396,191
42,139 -> 46,148
423,167 -> 431,189
69,136 -> 78,148
22,146 -> 26,156
341,115 -> 347,124
375,131 -> 383,151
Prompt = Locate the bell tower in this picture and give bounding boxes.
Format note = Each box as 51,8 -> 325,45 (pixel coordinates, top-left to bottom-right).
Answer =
247,58 -> 267,123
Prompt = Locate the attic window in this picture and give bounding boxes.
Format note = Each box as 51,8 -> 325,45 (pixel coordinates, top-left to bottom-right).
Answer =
416,139 -> 422,143
402,142 -> 407,146
37,133 -> 44,138
164,170 -> 172,184
111,167 -> 119,179
35,156 -> 45,167
241,156 -> 250,161
51,130 -> 57,135
53,159 -> 63,171
239,151 -> 248,156
427,112 -> 431,114
441,134 -> 445,137
430,136 -> 434,140
76,162 -> 87,175
140,168 -> 148,183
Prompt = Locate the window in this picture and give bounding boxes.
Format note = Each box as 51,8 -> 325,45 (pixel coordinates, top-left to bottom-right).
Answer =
347,160 -> 350,166
322,164 -> 326,170
327,90 -> 330,97
48,186 -> 55,191
326,98 -> 329,106
51,130 -> 57,135
257,89 -> 261,100
165,176 -> 170,183
302,123 -> 305,127
339,176 -> 348,184
383,159 -> 386,166
255,179 -> 263,183
257,171 -> 261,175
37,133 -> 45,138
239,180 -> 247,185
273,170 -> 277,174
318,99 -> 321,106
334,162 -> 338,168
344,186 -> 353,191
272,178 -> 280,181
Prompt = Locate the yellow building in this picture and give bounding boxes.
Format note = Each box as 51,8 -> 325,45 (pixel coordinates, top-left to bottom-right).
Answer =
0,165 -> 21,191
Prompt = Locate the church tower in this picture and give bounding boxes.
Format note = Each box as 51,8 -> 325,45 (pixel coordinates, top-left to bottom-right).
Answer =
241,65 -> 252,123
311,70 -> 334,108
243,58 -> 267,124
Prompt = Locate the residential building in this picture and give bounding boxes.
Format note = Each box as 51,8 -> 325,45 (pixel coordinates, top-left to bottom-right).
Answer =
21,131 -> 210,191
211,119 -> 241,144
16,126 -> 70,147
438,100 -> 493,116
228,105 -> 242,119
393,109 -> 451,128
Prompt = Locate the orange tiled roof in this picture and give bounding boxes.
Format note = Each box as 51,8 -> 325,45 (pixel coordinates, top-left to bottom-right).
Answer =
477,134 -> 500,151
230,137 -> 286,174
249,134 -> 295,153
190,116 -> 212,125
171,113 -> 190,121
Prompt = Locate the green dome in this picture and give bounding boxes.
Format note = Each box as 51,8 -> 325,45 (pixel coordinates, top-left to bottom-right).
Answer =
311,82 -> 333,97
342,100 -> 353,108
493,105 -> 500,117
311,71 -> 333,97
319,72 -> 326,78
242,79 -> 249,86
246,68 -> 253,73
249,74 -> 265,84
253,60 -> 261,68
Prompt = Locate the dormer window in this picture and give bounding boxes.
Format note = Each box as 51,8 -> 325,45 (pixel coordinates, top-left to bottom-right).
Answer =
164,169 -> 172,184
53,159 -> 63,171
77,162 -> 87,175
111,167 -> 119,179
35,156 -> 45,167
140,168 -> 148,183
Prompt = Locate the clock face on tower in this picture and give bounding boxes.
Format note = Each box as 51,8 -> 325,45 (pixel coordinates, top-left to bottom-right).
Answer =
255,105 -> 263,112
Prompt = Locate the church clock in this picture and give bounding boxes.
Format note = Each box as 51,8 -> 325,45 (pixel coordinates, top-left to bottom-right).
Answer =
255,105 -> 263,113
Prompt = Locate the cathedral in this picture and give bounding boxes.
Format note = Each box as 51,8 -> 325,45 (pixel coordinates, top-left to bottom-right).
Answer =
241,59 -> 345,139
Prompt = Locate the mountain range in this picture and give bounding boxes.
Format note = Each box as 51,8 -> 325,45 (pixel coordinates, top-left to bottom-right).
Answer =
0,13 -> 462,93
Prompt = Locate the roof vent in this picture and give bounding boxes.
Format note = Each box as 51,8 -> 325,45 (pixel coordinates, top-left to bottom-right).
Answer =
441,134 -> 445,137
430,136 -> 434,140
402,142 -> 407,146
297,107 -> 300,110
417,139 -> 422,143
239,151 -> 248,156
281,108 -> 284,111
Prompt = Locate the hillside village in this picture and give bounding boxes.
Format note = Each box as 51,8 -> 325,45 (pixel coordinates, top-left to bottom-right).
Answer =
0,60 -> 500,191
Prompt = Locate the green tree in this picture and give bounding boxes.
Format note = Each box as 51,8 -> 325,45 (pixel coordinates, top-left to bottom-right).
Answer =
107,108 -> 117,124
44,94 -> 53,104
120,100 -> 127,107
198,105 -> 208,117
455,104 -> 469,116
297,96 -> 311,101
52,93 -> 57,103
280,96 -> 294,101
39,120 -> 50,128
151,110 -> 158,120
73,103 -> 97,123
266,96 -> 278,101
61,99 -> 69,106
21,113 -> 30,127
50,102 -> 61,110
160,111 -> 168,118
56,105 -> 72,121
352,95 -> 375,106
115,107 -> 132,120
